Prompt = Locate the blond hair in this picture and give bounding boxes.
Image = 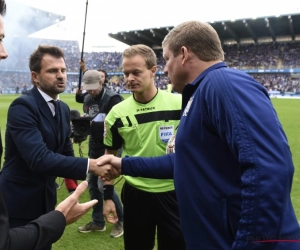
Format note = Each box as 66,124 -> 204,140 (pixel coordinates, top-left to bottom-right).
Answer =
122,44 -> 157,69
162,21 -> 224,61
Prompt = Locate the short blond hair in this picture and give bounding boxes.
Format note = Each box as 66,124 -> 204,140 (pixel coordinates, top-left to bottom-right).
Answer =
122,44 -> 157,69
162,21 -> 224,61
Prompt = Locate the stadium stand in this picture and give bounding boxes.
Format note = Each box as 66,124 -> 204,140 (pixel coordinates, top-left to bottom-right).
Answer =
0,5 -> 299,95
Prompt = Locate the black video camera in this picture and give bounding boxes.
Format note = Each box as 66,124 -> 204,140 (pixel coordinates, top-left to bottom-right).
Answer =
70,110 -> 91,144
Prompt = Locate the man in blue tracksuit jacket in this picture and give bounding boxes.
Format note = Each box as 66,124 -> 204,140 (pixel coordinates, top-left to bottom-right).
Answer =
100,21 -> 300,250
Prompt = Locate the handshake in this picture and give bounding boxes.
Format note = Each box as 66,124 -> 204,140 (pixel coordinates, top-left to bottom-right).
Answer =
89,155 -> 122,181
88,155 -> 123,225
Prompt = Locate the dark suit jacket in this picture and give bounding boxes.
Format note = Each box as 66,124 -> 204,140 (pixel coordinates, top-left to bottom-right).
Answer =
0,130 -> 2,167
0,190 -> 65,250
0,86 -> 87,222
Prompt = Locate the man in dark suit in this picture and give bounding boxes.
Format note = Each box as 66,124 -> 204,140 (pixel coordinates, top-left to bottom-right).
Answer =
0,129 -> 2,168
0,1 -> 99,249
0,43 -> 107,249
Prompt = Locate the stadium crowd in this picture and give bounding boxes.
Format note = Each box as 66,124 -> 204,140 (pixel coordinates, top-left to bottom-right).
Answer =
224,42 -> 300,69
0,38 -> 300,94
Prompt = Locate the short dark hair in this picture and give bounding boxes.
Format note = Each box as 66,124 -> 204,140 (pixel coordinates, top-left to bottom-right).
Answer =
29,45 -> 65,73
97,69 -> 108,83
0,0 -> 6,16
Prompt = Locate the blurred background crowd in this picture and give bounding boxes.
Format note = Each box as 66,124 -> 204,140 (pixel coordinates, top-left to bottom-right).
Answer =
0,38 -> 300,94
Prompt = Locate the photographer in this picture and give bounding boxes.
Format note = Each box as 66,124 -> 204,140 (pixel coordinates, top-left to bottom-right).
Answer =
77,70 -> 124,238
75,60 -> 109,103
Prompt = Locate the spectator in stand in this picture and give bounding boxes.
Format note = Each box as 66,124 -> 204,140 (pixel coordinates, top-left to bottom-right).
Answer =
21,83 -> 28,94
15,85 -> 19,94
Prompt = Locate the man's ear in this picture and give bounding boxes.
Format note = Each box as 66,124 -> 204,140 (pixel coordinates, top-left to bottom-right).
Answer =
31,71 -> 39,84
151,65 -> 157,77
181,46 -> 189,65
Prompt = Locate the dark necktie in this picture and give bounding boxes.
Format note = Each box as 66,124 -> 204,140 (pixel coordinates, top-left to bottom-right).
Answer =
51,100 -> 61,145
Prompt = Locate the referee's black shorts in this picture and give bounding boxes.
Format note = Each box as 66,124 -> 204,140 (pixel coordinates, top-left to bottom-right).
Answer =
121,181 -> 186,250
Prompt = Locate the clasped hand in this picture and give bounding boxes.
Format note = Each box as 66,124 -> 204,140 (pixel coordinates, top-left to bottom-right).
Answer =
89,154 -> 122,181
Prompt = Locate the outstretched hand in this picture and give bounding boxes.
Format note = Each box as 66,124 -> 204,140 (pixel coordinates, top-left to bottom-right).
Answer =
55,181 -> 98,225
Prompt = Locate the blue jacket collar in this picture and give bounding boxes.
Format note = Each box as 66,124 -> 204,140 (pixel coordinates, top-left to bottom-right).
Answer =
191,62 -> 227,86
181,62 -> 227,112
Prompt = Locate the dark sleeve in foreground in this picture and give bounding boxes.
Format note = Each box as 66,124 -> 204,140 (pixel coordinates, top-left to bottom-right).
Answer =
0,130 -> 2,166
0,192 -> 66,250
75,92 -> 88,103
121,154 -> 174,179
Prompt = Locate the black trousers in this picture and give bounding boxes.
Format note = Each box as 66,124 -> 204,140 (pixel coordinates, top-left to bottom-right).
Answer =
121,181 -> 186,250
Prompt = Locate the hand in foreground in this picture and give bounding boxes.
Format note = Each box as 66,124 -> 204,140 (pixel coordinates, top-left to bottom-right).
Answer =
96,154 -> 122,181
103,199 -> 118,224
55,181 -> 98,225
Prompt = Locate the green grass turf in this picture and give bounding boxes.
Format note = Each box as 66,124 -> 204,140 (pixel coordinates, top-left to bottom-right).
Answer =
0,94 -> 300,249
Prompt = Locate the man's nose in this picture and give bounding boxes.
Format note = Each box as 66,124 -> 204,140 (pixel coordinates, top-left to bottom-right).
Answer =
56,70 -> 66,79
127,73 -> 135,82
163,65 -> 168,75
0,43 -> 8,60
